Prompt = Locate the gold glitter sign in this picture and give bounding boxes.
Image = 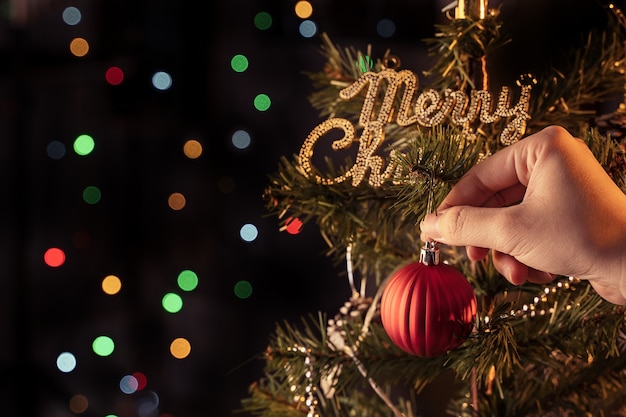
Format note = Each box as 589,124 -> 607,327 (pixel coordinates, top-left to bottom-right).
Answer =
298,68 -> 532,187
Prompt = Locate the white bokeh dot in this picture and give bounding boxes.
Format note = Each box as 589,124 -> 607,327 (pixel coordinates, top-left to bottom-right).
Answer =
239,224 -> 259,242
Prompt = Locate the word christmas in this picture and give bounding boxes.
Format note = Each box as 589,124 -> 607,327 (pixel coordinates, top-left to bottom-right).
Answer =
298,68 -> 532,187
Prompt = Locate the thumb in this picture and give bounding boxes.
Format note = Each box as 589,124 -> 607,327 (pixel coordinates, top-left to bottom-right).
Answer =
420,206 -> 520,253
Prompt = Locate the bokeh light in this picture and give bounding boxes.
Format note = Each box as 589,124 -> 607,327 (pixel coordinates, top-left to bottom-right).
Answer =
152,71 -> 172,90
69,37 -> 89,57
253,94 -> 271,111
234,280 -> 253,299
44,247 -> 66,267
69,394 -> 89,413
47,141 -> 66,159
285,217 -> 303,234
56,352 -> 77,373
231,129 -> 251,150
133,371 -> 148,390
230,54 -> 249,72
73,134 -> 95,156
170,337 -> 191,359
168,192 -> 186,210
105,66 -> 124,85
92,336 -> 115,356
137,391 -> 160,416
294,1 -> 313,18
120,374 -> 139,394
299,20 -> 317,38
376,18 -> 396,38
102,275 -> 122,295
62,6 -> 81,25
254,11 -> 272,30
162,293 -> 183,313
177,270 -> 198,291
183,139 -> 202,159
357,55 -> 374,72
82,186 -> 101,204
239,223 -> 258,242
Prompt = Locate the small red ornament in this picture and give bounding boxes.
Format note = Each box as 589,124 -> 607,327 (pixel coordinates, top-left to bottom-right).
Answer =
380,242 -> 477,357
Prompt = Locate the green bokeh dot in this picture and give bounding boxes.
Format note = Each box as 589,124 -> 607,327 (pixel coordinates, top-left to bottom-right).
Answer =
234,280 -> 253,299
92,335 -> 115,356
83,185 -> 101,204
254,94 -> 271,111
177,270 -> 198,292
357,55 -> 374,73
73,134 -> 95,156
162,292 -> 183,313
231,54 -> 249,72
254,11 -> 272,30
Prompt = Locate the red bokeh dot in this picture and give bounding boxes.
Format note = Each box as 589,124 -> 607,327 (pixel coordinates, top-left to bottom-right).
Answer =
132,371 -> 147,391
285,217 -> 303,235
105,66 -> 124,85
44,247 -> 66,267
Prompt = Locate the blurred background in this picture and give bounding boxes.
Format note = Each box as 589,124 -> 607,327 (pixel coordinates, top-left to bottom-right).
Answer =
0,0 -> 622,416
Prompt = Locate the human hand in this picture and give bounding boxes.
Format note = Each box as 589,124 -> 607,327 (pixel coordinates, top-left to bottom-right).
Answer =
420,126 -> 626,305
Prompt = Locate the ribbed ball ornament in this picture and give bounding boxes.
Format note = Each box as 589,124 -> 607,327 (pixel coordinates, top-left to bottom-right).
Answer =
380,251 -> 477,357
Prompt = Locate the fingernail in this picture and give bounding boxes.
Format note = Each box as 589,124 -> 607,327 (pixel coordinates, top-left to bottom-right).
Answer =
420,212 -> 442,240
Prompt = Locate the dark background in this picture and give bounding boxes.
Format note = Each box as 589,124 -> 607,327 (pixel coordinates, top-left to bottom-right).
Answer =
0,0 -> 623,416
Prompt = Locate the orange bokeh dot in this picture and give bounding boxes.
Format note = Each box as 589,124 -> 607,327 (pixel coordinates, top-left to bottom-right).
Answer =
44,247 -> 66,267
168,193 -> 186,210
69,394 -> 89,413
69,37 -> 89,57
102,275 -> 122,295
295,1 -> 313,18
170,337 -> 191,359
183,139 -> 203,159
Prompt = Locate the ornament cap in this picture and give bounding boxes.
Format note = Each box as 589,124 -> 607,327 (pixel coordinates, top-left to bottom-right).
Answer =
420,240 -> 440,265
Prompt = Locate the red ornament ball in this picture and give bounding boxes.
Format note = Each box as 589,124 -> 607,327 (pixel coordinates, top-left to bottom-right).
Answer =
380,261 -> 477,357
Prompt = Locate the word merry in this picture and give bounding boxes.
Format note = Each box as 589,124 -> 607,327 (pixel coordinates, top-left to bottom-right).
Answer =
298,68 -> 532,187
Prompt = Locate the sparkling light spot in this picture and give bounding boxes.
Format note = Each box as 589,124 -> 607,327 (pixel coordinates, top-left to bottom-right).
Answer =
357,55 -> 374,73
170,337 -> 191,359
83,186 -> 101,204
152,71 -> 172,91
177,270 -> 198,291
239,223 -> 258,242
56,352 -> 77,373
254,11 -> 272,30
231,130 -> 251,149
299,20 -> 317,38
376,18 -> 396,38
253,94 -> 271,111
234,280 -> 253,299
92,336 -> 115,357
69,37 -> 89,57
69,394 -> 88,413
73,134 -> 95,156
102,275 -> 122,295
183,139 -> 202,159
285,217 -> 303,235
47,141 -> 66,159
168,192 -> 186,210
162,293 -> 183,313
62,6 -> 81,25
44,247 -> 66,267
133,371 -> 147,391
295,1 -> 313,18
120,375 -> 139,394
230,54 -> 249,72
105,66 -> 124,85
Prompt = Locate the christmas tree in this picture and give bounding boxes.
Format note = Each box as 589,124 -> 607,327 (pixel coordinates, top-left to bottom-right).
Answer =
242,1 -> 626,416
